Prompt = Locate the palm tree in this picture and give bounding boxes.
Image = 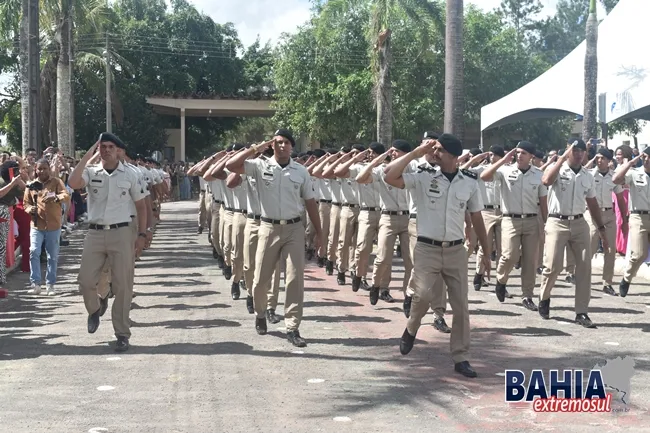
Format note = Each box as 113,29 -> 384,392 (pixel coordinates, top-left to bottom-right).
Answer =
443,0 -> 464,141
319,0 -> 443,146
582,0 -> 598,142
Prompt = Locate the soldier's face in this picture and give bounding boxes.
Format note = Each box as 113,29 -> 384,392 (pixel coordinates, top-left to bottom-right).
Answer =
100,141 -> 118,162
273,135 -> 293,161
596,155 -> 609,171
567,148 -> 585,166
432,144 -> 454,166
515,149 -> 532,166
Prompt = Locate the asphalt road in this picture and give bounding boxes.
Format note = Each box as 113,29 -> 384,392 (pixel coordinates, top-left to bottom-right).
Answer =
1,200 -> 649,433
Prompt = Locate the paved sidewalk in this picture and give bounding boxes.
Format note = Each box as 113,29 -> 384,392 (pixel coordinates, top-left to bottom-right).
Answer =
1,200 -> 649,433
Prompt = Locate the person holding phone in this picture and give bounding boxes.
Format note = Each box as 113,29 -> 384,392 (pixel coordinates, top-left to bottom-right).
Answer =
24,159 -> 70,295
0,161 -> 26,292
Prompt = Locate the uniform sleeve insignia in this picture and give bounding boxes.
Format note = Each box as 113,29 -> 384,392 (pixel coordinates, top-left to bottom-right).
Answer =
460,169 -> 477,180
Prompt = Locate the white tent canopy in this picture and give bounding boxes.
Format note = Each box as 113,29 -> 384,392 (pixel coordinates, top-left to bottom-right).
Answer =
480,0 -> 650,132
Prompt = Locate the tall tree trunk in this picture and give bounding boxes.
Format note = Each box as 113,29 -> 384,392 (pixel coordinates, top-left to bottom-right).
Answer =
19,0 -> 29,155
40,56 -> 58,146
582,0 -> 598,142
68,18 -> 75,156
56,2 -> 73,156
444,0 -> 465,141
375,29 -> 392,146
27,0 -> 40,152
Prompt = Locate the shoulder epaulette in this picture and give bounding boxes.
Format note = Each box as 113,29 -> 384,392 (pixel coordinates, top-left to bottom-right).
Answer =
460,168 -> 477,180
417,164 -> 435,174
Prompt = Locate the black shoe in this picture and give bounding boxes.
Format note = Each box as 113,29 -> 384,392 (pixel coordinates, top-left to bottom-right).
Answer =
231,282 -> 240,300
603,285 -> 618,296
360,279 -> 370,291
325,260 -> 334,276
403,295 -> 412,318
212,247 -> 218,259
473,274 -> 482,291
223,265 -> 232,280
514,261 -> 521,270
87,308 -> 100,333
239,280 -> 247,292
433,317 -> 451,333
266,308 -> 282,324
522,297 -> 538,311
619,279 -> 630,297
379,290 -> 394,303
491,250 -> 497,261
351,276 -> 361,292
197,227 -> 203,234
481,276 -> 489,287
575,313 -> 596,328
399,328 -> 416,355
287,330 -> 307,347
538,299 -> 550,319
115,336 -> 129,352
132,291 -> 137,299
99,294 -> 109,317
216,255 -> 225,269
246,296 -> 254,314
395,244 -> 402,258
108,284 -> 114,298
537,266 -> 544,275
317,256 -> 325,268
504,290 -> 514,299
306,248 -> 314,261
565,274 -> 575,285
337,271 -> 346,285
255,318 -> 267,335
369,287 -> 380,305
495,282 -> 507,302
454,361 -> 477,378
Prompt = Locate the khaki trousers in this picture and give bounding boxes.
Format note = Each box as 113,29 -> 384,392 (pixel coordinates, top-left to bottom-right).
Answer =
252,221 -> 305,331
327,204 -> 342,262
406,218 -> 446,317
79,226 -> 134,338
210,202 -> 223,256
305,215 -> 317,250
97,217 -> 138,298
496,216 -> 539,298
407,242 -> 470,363
476,208 -> 502,274
337,206 -> 359,273
231,212 -> 247,282
371,213 -> 412,293
205,192 -> 212,231
243,218 -> 281,308
624,213 -> 650,283
537,211 -> 545,268
354,210 -> 380,279
539,217 -> 591,314
218,206 -> 226,256
318,202 -> 331,257
222,210 -> 234,267
586,209 -> 616,285
565,247 -> 576,274
198,190 -> 208,228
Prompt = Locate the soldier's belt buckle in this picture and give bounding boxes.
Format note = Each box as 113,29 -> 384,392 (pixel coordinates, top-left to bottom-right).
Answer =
441,242 -> 449,247
568,216 -> 575,220
280,220 -> 287,225
103,225 -> 111,230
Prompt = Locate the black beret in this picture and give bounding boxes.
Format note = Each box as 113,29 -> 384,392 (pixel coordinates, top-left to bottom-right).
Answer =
643,147 -> 650,157
274,128 -> 296,147
341,146 -> 352,153
291,151 -> 299,159
100,132 -> 126,149
392,139 -> 411,154
306,150 -> 314,156
438,133 -> 463,157
352,144 -> 366,153
534,150 -> 545,159
423,131 -> 439,140
313,148 -> 326,158
517,141 -> 536,155
570,139 -> 587,151
298,152 -> 307,158
597,148 -> 614,160
232,143 -> 246,151
469,147 -> 482,156
490,145 -> 505,158
369,142 -> 385,155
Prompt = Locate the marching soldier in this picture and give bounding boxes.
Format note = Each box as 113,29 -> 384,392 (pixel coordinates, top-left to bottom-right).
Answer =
539,140 -> 609,327
480,141 -> 548,311
202,151 -> 229,268
385,134 -> 491,378
69,133 -> 147,352
226,129 -> 322,347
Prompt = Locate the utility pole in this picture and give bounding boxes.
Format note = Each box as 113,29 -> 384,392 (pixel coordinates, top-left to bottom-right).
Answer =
27,0 -> 40,152
105,33 -> 112,133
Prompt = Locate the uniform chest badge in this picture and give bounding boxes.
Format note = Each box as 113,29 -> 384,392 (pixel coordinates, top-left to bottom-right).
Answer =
460,202 -> 465,209
93,189 -> 98,193
294,183 -> 299,189
122,191 -> 127,196
388,186 -> 393,190
265,181 -> 270,186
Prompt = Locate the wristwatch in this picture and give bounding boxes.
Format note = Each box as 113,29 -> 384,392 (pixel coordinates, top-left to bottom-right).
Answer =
138,232 -> 147,238
146,227 -> 153,233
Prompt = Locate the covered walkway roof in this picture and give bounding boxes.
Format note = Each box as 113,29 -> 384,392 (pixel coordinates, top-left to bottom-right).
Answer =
480,0 -> 650,132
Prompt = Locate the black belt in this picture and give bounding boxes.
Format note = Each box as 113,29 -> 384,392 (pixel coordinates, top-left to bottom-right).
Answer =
503,213 -> 537,219
382,210 -> 409,216
247,214 -> 261,221
332,202 -> 342,207
484,205 -> 500,210
89,222 -> 130,230
550,214 -> 583,220
342,203 -> 359,208
360,206 -> 381,211
260,216 -> 301,225
200,190 -> 206,192
631,210 -> 650,215
214,200 -> 223,204
409,214 -> 417,219
417,236 -> 464,247
320,199 -> 332,204
130,215 -> 135,218
233,209 -> 247,214
601,207 -> 613,212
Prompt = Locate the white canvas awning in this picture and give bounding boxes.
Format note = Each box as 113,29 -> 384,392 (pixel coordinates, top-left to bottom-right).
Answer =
480,0 -> 650,131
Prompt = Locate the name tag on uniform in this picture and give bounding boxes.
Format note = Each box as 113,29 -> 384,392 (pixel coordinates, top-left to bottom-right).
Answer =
262,172 -> 274,181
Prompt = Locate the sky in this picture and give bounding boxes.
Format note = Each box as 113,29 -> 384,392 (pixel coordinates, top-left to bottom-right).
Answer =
191,0 -> 566,48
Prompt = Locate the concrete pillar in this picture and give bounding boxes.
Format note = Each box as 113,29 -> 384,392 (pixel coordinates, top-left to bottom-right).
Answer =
180,108 -> 186,162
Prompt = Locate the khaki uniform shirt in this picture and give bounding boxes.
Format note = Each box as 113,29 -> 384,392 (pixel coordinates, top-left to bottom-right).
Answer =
209,179 -> 223,203
349,164 -> 380,209
244,158 -> 316,220
590,168 -> 622,209
319,178 -> 332,201
470,165 -> 500,207
547,162 -> 596,215
339,177 -> 360,205
371,165 -> 410,211
403,168 -> 483,241
494,165 -> 547,214
81,162 -> 147,225
624,167 -> 650,211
